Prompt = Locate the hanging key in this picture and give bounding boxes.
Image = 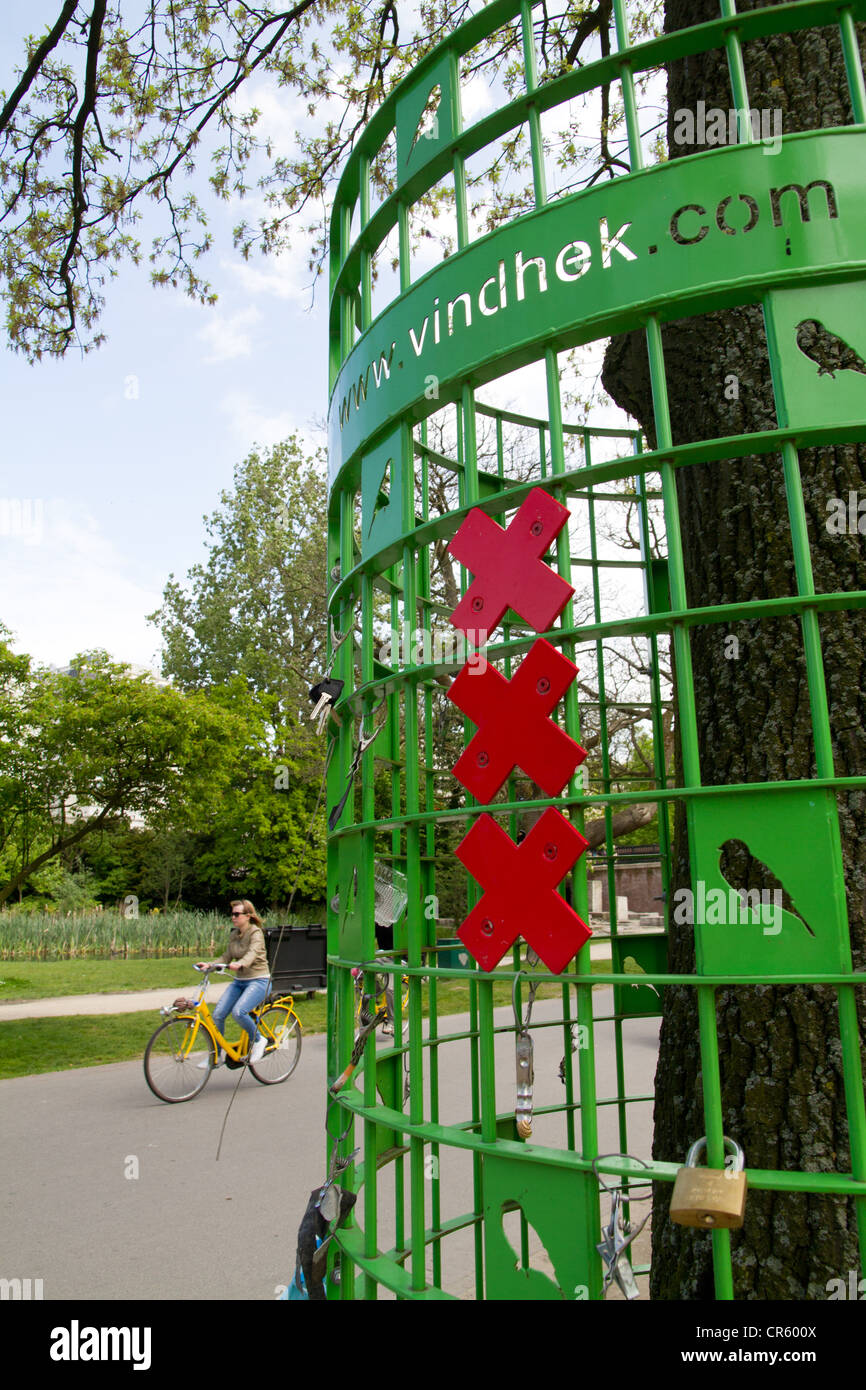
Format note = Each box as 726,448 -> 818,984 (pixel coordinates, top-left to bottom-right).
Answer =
515,1031 -> 534,1138
670,1136 -> 747,1229
308,677 -> 344,733
513,964 -> 539,1139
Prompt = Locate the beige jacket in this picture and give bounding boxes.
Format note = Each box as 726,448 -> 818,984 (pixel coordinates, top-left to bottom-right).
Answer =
221,924 -> 270,979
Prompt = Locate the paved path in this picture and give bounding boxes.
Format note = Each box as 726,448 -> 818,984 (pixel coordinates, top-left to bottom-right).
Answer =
0,938 -> 620,1019
0,993 -> 659,1300
0,982 -> 233,1021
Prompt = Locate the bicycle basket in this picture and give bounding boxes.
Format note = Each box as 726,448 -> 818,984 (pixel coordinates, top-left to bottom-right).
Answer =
373,867 -> 408,927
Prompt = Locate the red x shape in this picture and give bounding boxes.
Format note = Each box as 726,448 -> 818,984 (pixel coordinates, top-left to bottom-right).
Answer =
456,808 -> 591,974
448,639 -> 587,801
448,488 -> 574,644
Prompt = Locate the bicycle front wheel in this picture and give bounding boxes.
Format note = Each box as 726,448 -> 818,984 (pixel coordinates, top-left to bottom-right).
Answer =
143,1016 -> 215,1102
249,1004 -> 302,1084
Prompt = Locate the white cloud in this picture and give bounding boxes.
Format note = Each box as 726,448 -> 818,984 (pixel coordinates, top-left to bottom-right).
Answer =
199,306 -> 262,362
218,390 -> 298,449
241,77 -> 347,157
217,391 -> 325,459
0,499 -> 163,671
221,254 -> 311,304
461,74 -> 497,126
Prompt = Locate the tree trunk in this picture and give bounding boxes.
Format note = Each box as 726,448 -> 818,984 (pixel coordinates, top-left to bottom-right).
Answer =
0,809 -> 111,906
602,0 -> 866,1298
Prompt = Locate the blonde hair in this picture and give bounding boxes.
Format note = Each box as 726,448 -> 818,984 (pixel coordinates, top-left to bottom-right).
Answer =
230,899 -> 264,929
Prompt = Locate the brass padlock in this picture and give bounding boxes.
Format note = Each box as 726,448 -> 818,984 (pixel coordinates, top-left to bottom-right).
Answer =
669,1136 -> 747,1229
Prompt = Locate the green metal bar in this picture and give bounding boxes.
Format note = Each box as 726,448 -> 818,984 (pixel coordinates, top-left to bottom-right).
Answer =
330,773 -> 866,845
402,542 -> 426,1294
644,312 -> 731,1296
398,200 -> 411,294
328,0 -> 866,331
698,986 -> 734,1300
327,0 -> 866,1302
584,424 -> 624,1168
360,573 -> 379,1299
839,7 -> 866,122
360,158 -> 372,329
719,0 -> 756,147
612,0 -> 642,172
837,986 -> 866,1270
645,317 -> 701,789
520,0 -> 548,207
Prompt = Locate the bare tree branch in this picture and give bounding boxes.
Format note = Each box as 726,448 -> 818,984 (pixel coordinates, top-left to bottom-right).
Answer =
0,0 -> 79,136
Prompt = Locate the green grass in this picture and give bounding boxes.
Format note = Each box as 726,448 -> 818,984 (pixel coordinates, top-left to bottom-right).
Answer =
0,959 -> 205,1000
0,996 -> 328,1080
0,962 -> 616,1080
0,1012 -> 167,1078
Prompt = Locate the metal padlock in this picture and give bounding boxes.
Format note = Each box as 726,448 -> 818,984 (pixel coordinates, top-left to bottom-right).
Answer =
669,1136 -> 747,1229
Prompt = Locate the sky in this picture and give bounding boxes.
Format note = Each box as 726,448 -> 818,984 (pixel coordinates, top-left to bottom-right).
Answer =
0,4 -> 333,674
0,4 -> 641,675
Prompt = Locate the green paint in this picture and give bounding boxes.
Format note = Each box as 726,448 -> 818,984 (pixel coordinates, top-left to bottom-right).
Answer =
331,133 -> 865,484
325,0 -> 866,1301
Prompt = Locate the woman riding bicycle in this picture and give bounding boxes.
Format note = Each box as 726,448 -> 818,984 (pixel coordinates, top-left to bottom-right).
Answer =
197,900 -> 270,1065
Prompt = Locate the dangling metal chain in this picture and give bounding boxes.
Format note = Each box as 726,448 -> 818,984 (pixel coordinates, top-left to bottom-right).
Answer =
513,952 -> 541,1140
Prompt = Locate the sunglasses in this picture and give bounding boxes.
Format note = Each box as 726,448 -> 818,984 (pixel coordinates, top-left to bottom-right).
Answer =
231,910 -> 247,917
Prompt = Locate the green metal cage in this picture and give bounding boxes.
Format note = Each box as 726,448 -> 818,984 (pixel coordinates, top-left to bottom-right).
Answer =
324,0 -> 866,1299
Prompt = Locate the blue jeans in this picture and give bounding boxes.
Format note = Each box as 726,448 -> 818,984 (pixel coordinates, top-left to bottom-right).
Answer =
212,976 -> 270,1051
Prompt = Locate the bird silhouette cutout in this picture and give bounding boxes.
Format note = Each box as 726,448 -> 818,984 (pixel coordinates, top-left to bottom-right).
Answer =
717,837 -> 815,936
501,1206 -> 565,1297
795,319 -> 866,379
367,457 -> 392,535
408,84 -> 441,156
329,865 -> 358,921
623,956 -> 661,1000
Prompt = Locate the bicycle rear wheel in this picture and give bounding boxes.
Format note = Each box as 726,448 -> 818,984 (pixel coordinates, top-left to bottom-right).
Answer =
249,1003 -> 302,1084
143,1016 -> 215,1102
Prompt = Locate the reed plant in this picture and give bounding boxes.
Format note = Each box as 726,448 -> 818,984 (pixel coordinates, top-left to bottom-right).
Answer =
0,905 -> 323,959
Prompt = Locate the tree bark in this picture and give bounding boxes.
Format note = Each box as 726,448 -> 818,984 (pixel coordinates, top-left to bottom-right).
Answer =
0,807 -> 112,907
602,0 -> 866,1298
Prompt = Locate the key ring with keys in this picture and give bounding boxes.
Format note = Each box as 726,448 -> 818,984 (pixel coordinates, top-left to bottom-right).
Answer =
592,1154 -> 653,1300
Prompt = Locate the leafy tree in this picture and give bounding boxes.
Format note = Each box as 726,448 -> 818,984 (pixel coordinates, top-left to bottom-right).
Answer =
0,1 -> 636,359
65,818 -> 192,908
149,440 -> 330,905
0,645 -> 250,905
192,764 -> 327,907
149,438 -> 328,743
5,0 -> 865,1301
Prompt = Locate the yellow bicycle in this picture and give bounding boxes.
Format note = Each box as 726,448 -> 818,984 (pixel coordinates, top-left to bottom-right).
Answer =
143,964 -> 302,1103
352,964 -> 410,1036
